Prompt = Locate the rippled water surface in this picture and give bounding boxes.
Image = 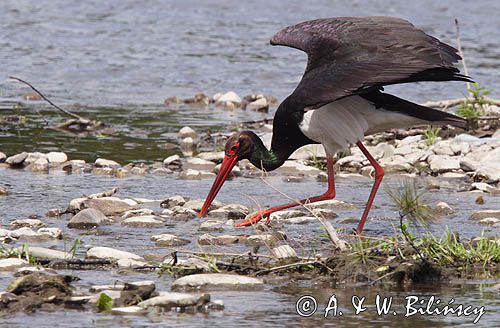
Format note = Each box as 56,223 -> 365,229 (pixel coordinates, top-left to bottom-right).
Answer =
0,0 -> 499,327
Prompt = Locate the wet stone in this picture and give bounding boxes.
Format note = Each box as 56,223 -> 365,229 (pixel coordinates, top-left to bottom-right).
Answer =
471,182 -> 499,194
26,157 -> 49,172
433,202 -> 455,215
0,258 -> 29,272
112,306 -> 148,315
86,246 -> 144,261
180,169 -> 205,179
6,152 -> 28,166
478,218 -> 500,225
311,208 -> 338,219
68,208 -> 109,229
122,215 -> 164,228
197,151 -> 225,163
92,167 -> 115,175
284,216 -> 318,224
172,273 -> 263,291
0,186 -> 8,196
184,199 -> 222,212
215,91 -> 242,107
82,197 -> 136,216
272,245 -> 298,259
151,234 -> 191,246
246,97 -> 269,112
47,152 -> 68,164
160,195 -> 186,208
245,234 -> 280,246
184,158 -> 217,171
270,210 -> 305,221
199,220 -> 224,231
214,163 -> 241,176
23,246 -> 71,260
275,160 -> 321,175
117,259 -> 148,269
198,234 -> 240,245
163,154 -> 181,168
178,126 -> 198,139
37,228 -> 63,239
9,227 -> 61,242
304,199 -> 357,210
0,152 -> 6,162
138,292 -> 208,309
122,208 -> 155,218
95,158 -> 121,168
169,206 -> 198,219
470,210 -> 500,220
428,155 -> 461,173
208,204 -> 249,220
10,218 -> 45,229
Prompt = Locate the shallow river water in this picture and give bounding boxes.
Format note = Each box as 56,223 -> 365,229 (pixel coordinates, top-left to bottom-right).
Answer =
0,0 -> 499,327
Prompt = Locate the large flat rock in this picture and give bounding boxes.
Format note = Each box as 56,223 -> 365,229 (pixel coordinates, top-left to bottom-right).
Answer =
172,273 -> 263,291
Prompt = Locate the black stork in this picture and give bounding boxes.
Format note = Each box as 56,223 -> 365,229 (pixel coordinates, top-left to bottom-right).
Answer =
199,16 -> 471,234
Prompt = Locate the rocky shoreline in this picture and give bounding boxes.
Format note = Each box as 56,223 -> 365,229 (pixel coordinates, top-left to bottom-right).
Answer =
1,92 -> 499,319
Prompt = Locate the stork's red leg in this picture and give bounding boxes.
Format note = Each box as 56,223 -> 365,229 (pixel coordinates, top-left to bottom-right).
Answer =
234,157 -> 336,227
355,141 -> 385,235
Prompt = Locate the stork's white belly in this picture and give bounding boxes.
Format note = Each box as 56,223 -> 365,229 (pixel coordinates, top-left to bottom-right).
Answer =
299,96 -> 427,156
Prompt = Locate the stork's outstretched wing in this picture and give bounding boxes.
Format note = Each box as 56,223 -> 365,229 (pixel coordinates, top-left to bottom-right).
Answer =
271,16 -> 471,108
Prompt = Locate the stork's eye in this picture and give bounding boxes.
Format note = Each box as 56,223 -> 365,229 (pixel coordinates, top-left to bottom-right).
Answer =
227,143 -> 239,156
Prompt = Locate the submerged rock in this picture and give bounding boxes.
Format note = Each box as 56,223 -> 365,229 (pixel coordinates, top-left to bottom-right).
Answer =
199,220 -> 224,231
10,218 -> 45,229
112,306 -> 148,315
122,215 -> 164,228
198,234 -> 240,245
245,234 -> 280,246
172,273 -> 263,291
303,199 -> 357,210
151,234 -> 190,246
470,210 -> 500,220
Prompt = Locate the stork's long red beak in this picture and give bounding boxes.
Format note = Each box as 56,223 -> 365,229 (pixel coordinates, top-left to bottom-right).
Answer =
199,155 -> 238,217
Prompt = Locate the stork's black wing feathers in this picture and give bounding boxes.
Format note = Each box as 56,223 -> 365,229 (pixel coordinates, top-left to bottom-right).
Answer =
271,16 -> 472,108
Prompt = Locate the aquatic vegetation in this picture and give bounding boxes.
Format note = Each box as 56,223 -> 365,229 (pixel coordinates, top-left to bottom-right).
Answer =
456,83 -> 490,118
423,126 -> 440,146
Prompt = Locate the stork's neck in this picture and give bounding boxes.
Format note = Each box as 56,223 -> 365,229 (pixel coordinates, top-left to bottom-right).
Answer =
248,136 -> 286,172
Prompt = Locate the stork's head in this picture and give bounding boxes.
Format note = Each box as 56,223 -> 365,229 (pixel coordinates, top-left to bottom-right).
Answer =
199,131 -> 258,217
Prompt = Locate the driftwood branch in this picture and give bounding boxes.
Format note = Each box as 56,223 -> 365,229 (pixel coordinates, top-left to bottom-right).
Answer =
9,76 -> 105,132
454,19 -> 471,94
9,76 -> 88,122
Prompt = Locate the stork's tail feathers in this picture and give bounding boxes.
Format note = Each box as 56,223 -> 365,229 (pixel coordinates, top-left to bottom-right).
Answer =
361,91 -> 466,129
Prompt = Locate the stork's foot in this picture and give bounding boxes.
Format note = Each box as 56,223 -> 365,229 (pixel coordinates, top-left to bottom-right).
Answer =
234,208 -> 273,227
